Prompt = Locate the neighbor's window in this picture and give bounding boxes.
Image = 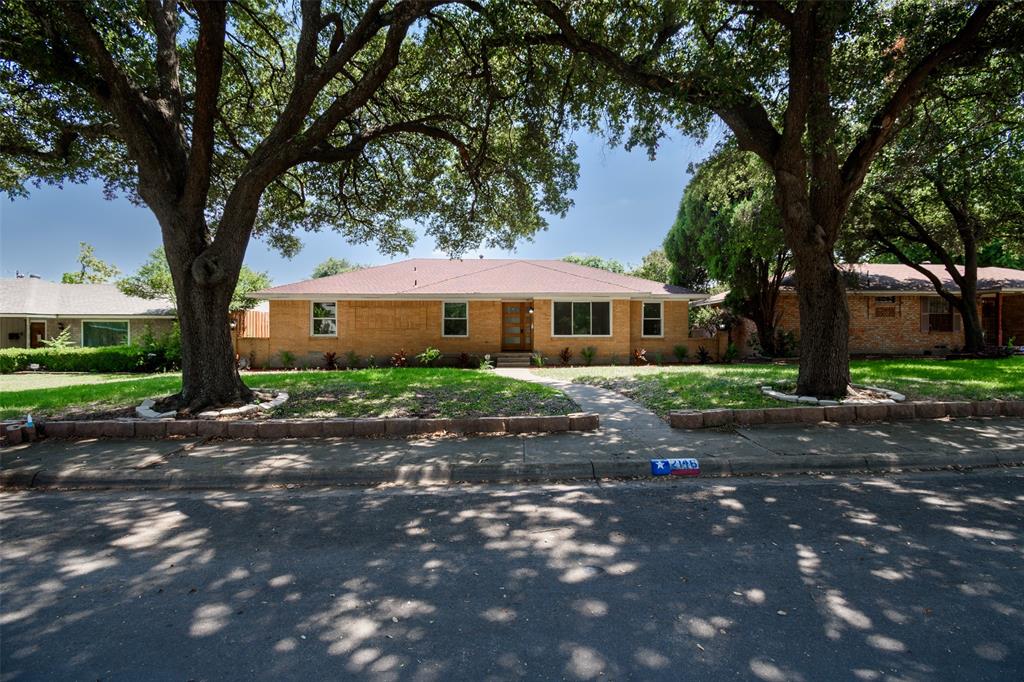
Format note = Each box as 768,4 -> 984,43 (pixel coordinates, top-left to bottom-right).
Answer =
642,302 -> 663,336
443,301 -> 468,336
553,301 -> 611,336
82,320 -> 129,347
922,297 -> 957,333
311,302 -> 337,336
875,296 -> 897,318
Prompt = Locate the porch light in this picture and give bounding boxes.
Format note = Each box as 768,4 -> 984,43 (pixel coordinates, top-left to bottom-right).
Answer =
528,307 -> 534,315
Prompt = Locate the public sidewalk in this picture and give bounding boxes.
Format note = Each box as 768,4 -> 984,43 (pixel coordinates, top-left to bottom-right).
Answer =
2,417 -> 1023,490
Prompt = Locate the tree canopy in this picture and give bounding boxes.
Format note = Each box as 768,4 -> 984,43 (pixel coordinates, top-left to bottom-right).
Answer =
562,254 -> 625,274
60,241 -> 120,284
312,257 -> 363,279
500,0 -> 1018,395
668,143 -> 790,355
0,0 -> 579,410
848,48 -> 1024,350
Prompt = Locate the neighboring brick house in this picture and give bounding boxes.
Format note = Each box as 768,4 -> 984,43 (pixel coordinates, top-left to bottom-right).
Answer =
246,258 -> 704,367
0,276 -> 176,349
695,263 -> 1024,356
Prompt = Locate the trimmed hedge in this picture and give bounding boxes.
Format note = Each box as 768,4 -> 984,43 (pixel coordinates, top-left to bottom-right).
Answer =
0,345 -> 153,374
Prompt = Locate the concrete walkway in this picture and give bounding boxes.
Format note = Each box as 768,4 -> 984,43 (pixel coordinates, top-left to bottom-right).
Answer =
494,367 -> 674,442
2,417 -> 1023,490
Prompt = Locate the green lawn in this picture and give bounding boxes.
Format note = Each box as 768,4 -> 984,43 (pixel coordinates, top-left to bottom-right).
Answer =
536,357 -> 1024,416
0,369 -> 576,420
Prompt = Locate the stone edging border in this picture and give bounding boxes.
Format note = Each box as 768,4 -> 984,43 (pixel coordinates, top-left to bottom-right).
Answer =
3,413 -> 599,444
670,399 -> 1023,429
136,389 -> 289,419
759,383 -> 905,406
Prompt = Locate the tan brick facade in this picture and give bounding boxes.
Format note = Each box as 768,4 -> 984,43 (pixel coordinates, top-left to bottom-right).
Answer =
772,292 -> 1009,355
257,297 -> 696,367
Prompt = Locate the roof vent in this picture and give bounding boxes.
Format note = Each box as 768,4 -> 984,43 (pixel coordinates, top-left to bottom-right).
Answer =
479,254 -> 484,259
28,274 -> 41,279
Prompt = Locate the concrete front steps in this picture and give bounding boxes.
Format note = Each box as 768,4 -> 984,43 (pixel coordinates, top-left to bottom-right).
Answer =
497,352 -> 533,368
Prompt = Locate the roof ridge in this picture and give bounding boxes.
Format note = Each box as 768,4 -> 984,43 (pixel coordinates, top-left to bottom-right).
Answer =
401,259 -> 526,293
261,259 -> 407,292
529,260 -> 649,292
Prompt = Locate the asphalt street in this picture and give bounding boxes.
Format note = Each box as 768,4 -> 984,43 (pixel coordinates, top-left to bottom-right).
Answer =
2,470 -> 1022,681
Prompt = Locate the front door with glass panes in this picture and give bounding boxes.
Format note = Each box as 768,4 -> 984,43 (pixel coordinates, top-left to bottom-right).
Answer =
501,302 -> 532,351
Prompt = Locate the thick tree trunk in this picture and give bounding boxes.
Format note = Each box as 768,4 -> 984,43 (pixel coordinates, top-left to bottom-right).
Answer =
173,278 -> 252,413
955,276 -> 985,353
148,206 -> 254,414
959,300 -> 985,352
790,246 -> 851,397
751,317 -> 779,357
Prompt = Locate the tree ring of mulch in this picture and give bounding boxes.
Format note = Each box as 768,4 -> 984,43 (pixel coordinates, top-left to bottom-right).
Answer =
136,389 -> 289,420
759,383 -> 906,407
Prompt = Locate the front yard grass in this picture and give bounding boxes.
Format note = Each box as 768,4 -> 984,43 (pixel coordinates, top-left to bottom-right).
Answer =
0,368 -> 576,420
535,356 -> 1024,416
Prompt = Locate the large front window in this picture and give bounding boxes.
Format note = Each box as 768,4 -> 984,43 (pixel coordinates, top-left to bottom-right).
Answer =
443,301 -> 468,336
82,320 -> 129,347
311,302 -> 337,336
553,301 -> 611,336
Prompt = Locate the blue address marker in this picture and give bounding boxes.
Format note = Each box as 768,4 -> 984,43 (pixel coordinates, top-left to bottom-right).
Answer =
650,458 -> 701,477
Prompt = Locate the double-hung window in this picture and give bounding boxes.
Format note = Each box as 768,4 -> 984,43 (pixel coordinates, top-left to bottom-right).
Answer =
442,302 -> 468,336
311,302 -> 337,336
921,297 -> 958,333
642,302 -> 663,337
552,301 -> 611,336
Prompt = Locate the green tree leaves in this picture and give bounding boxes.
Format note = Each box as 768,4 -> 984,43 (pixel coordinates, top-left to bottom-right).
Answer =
60,242 -> 120,284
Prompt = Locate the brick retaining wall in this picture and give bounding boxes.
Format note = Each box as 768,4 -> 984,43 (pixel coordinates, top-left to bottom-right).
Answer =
670,400 -> 1024,429
3,413 -> 600,443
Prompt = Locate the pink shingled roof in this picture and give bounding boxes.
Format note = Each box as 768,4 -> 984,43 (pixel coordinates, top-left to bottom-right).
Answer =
256,259 -> 699,298
785,263 -> 1024,293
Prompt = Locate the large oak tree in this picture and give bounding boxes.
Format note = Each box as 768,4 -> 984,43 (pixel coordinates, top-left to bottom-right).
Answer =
852,50 -> 1024,352
1,0 -> 575,411
508,0 -> 1016,396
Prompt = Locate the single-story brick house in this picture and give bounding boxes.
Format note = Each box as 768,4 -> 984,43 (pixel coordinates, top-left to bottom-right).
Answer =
247,258 -> 704,367
695,263 -> 1024,356
0,276 -> 176,348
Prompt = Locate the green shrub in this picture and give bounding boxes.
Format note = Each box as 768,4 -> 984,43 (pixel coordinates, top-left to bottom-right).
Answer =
416,346 -> 442,366
673,345 -> 689,362
580,346 -> 597,366
0,345 -> 151,373
279,350 -> 296,368
40,327 -> 74,349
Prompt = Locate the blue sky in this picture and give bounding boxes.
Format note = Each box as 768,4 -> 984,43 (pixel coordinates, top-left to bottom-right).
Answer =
0,130 -> 719,286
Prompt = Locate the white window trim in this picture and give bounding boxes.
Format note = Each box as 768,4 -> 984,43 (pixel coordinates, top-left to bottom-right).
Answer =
310,301 -> 338,337
442,300 -> 470,337
641,300 -> 664,338
81,319 -> 131,347
550,300 -> 614,338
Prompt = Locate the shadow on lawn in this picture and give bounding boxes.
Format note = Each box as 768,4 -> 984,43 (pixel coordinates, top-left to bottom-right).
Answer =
1,475 -> 1022,680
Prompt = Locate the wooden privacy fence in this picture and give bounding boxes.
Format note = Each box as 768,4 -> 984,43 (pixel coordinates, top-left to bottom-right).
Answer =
230,310 -> 269,339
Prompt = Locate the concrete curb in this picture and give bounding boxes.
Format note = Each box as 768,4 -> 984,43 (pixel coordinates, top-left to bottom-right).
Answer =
3,450 -> 1018,491
669,399 -> 1024,429
2,413 -> 600,445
